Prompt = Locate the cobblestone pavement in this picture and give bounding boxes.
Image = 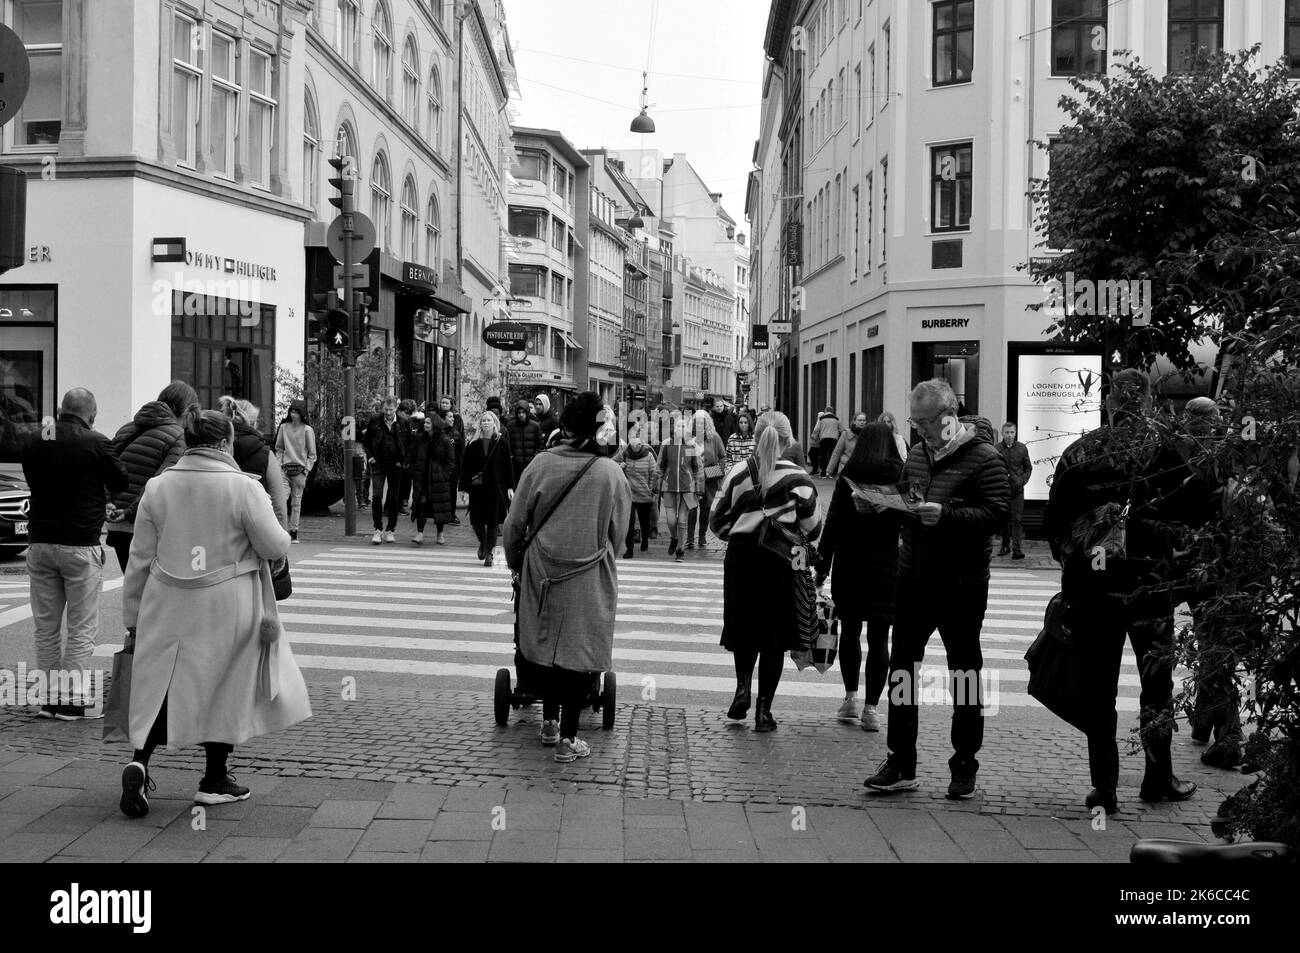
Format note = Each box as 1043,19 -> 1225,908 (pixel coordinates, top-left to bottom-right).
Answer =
0,680 -> 1240,862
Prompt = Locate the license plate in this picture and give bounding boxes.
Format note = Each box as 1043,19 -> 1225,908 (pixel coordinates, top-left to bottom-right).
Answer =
13,521 -> 26,536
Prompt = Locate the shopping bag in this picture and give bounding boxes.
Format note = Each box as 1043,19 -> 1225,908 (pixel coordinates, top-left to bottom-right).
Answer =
791,587 -> 839,673
102,646 -> 132,743
1024,593 -> 1098,733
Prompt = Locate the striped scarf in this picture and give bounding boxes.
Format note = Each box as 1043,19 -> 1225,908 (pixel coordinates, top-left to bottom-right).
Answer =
709,457 -> 822,545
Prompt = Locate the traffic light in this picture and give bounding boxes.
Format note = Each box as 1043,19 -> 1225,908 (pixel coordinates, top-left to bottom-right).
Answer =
324,309 -> 351,351
327,155 -> 355,216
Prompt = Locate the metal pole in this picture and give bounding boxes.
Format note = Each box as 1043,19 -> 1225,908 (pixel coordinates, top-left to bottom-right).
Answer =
342,208 -> 356,537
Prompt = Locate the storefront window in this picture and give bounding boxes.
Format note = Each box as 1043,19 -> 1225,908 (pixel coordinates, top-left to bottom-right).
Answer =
0,287 -> 56,462
170,293 -> 276,433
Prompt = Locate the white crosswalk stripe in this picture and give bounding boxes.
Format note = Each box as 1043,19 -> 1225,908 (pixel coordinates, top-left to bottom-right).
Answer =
84,544 -> 1159,713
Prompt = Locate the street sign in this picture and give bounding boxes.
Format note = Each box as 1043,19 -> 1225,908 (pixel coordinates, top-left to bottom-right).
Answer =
0,25 -> 32,129
769,320 -> 793,334
752,325 -> 769,350
482,322 -> 529,350
333,262 -> 369,286
326,211 -> 376,265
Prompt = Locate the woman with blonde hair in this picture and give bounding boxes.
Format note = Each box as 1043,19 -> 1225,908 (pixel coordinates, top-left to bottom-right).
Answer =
656,411 -> 703,563
216,396 -> 289,531
687,410 -> 727,550
459,410 -> 514,565
709,411 -> 822,731
878,411 -> 910,463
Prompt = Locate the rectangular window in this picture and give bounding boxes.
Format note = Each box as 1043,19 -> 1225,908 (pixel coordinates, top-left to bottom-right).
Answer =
933,0 -> 974,86
883,22 -> 891,107
1168,0 -> 1223,72
171,295 -> 276,428
551,273 -> 565,306
552,217 -> 565,251
336,0 -> 360,63
931,143 -> 973,232
865,171 -> 873,273
509,264 -> 545,298
1052,0 -> 1109,76
516,149 -> 547,180
508,207 -> 544,239
247,50 -> 276,189
172,14 -> 202,167
833,175 -> 842,257
880,158 -> 888,264
0,287 -> 57,463
868,44 -> 876,122
1289,0 -> 1300,78
854,64 -> 862,137
851,185 -> 860,276
848,352 -> 857,416
209,34 -> 238,178
11,0 -> 62,147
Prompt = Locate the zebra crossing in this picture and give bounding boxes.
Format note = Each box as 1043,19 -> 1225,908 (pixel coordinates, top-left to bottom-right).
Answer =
93,542 -> 1151,714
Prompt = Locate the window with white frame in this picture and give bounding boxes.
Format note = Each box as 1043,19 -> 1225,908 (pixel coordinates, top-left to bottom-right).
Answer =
209,33 -> 238,178
426,193 -> 441,267
247,50 -> 275,189
853,64 -> 862,137
371,1 -> 393,98
402,37 -> 420,128
882,21 -> 891,107
851,184 -> 860,276
371,152 -> 391,249
833,174 -> 841,257
172,14 -> 202,167
880,157 -> 888,263
336,123 -> 359,172
400,177 -> 419,261
11,0 -> 62,147
865,171 -> 873,273
868,44 -> 876,123
303,89 -> 320,214
336,0 -> 360,65
427,66 -> 443,151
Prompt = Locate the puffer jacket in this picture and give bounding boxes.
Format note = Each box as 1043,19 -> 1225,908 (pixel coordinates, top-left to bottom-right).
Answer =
896,422 -> 1009,586
506,403 -> 543,482
619,443 -> 661,503
109,401 -> 186,523
231,421 -> 270,478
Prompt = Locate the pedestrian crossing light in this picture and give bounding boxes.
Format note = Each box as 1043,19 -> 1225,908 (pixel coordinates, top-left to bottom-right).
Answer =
324,308 -> 351,351
328,155 -> 356,216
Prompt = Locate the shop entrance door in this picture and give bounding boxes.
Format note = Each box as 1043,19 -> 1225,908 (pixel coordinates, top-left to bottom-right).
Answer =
911,341 -> 979,444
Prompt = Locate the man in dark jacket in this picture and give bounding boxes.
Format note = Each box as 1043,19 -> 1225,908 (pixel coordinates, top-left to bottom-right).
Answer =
865,379 -> 1009,799
21,388 -> 129,718
506,400 -> 543,487
1043,369 -> 1207,814
996,422 -> 1032,559
105,380 -> 196,571
363,396 -> 410,543
708,398 -> 737,445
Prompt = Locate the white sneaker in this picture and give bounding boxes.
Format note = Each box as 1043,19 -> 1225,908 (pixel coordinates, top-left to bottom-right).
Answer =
412,532 -> 424,545
836,697 -> 860,724
382,531 -> 396,544
371,530 -> 382,545
861,704 -> 881,732
539,720 -> 561,746
554,737 -> 591,763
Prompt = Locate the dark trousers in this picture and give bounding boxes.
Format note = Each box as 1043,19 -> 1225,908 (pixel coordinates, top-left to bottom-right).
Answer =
106,530 -> 132,573
542,665 -> 593,739
687,479 -> 719,544
840,616 -> 891,704
399,470 -> 412,511
371,464 -> 403,531
1001,492 -> 1025,554
885,578 -> 989,768
473,523 -> 500,559
818,438 -> 838,475
626,502 -> 653,553
1075,596 -> 1176,791
131,696 -> 233,781
734,647 -> 785,703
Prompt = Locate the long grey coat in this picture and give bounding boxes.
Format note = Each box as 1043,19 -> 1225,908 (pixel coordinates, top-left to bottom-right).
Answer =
503,445 -> 631,672
122,449 -> 311,749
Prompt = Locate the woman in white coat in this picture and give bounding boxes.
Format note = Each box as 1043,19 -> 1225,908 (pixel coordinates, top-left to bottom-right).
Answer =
118,409 -> 311,818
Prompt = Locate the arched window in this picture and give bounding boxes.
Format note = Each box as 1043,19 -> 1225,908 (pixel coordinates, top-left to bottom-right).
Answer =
371,1 -> 392,98
400,176 -> 419,261
401,37 -> 420,128
371,152 -> 391,249
427,66 -> 443,153
426,193 -> 441,268
336,122 -> 360,178
303,89 -> 320,215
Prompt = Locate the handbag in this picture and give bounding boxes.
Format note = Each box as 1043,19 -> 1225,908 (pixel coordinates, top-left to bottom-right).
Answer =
102,635 -> 133,744
271,556 -> 292,601
704,463 -> 724,481
746,457 -> 814,566
792,588 -> 839,672
1024,593 -> 1099,733
282,462 -> 306,478
470,437 -> 499,487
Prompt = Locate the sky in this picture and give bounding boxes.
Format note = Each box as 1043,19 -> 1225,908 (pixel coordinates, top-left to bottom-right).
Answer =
501,0 -> 767,229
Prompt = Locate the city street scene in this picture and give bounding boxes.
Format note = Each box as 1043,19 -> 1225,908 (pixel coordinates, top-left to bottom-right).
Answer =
0,0 -> 1297,919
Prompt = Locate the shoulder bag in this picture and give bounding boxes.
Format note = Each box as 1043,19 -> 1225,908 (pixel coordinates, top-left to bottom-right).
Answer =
470,436 -> 499,487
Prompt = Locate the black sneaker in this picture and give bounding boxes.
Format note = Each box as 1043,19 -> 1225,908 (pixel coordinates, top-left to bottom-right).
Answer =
1085,787 -> 1119,815
864,754 -> 918,792
36,705 -> 57,719
53,704 -> 103,722
290,529 -> 299,543
449,516 -> 461,525
947,758 -> 979,800
195,772 -> 251,805
120,762 -> 154,819
1011,552 -> 1026,561
675,550 -> 684,563
996,547 -> 1010,556
685,539 -> 695,550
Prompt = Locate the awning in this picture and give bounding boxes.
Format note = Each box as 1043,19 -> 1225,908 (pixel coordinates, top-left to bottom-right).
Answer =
562,332 -> 583,350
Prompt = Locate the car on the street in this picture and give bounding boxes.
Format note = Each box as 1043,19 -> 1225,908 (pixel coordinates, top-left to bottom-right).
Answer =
0,471 -> 31,558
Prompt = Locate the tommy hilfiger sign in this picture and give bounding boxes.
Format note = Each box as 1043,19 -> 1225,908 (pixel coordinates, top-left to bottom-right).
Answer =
184,250 -> 278,281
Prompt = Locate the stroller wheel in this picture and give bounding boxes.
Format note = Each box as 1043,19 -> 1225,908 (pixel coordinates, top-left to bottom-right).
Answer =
494,668 -> 511,725
601,671 -> 617,730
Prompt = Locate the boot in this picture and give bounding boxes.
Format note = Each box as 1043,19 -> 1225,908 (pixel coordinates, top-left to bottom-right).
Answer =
727,683 -> 751,720
668,537 -> 677,556
623,546 -> 633,559
1139,775 -> 1197,803
1085,788 -> 1119,815
754,698 -> 778,732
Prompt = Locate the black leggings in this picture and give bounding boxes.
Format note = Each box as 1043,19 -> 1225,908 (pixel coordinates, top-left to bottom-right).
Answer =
414,517 -> 446,534
733,648 -> 785,702
131,697 -> 233,781
542,666 -> 592,739
107,530 -> 132,573
838,616 -> 891,704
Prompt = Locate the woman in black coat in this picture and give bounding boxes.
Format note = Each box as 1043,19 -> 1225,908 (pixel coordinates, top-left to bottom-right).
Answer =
458,410 -> 515,565
816,422 -> 904,732
408,414 -> 457,545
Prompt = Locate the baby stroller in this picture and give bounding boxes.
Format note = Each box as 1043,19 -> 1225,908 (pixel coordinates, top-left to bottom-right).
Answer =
493,569 -> 617,729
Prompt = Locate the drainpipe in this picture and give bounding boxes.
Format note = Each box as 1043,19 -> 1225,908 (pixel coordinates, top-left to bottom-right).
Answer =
455,4 -> 466,406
